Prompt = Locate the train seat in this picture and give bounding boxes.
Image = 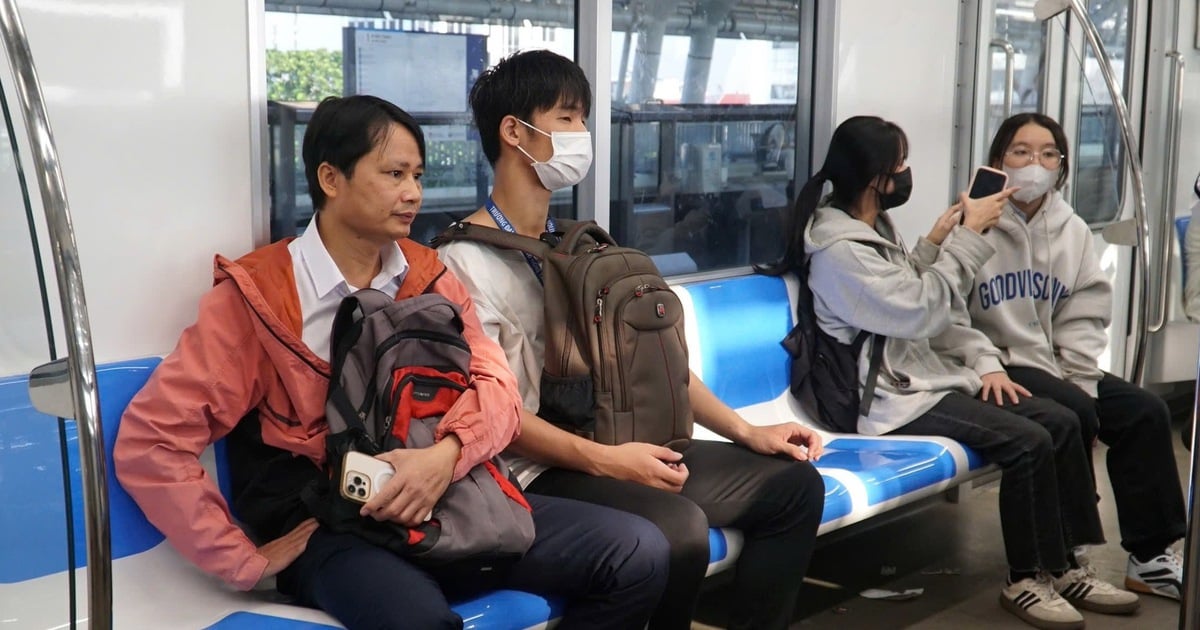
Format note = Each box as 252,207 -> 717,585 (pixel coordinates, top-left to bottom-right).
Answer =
0,271 -> 996,628
673,273 -> 995,533
0,359 -> 734,628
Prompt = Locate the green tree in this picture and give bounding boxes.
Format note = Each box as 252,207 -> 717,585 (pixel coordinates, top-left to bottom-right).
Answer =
266,49 -> 343,102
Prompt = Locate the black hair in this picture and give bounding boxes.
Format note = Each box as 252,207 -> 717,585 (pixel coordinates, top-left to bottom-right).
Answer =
760,115 -> 908,275
302,95 -> 426,211
469,49 -> 592,165
987,112 -> 1070,190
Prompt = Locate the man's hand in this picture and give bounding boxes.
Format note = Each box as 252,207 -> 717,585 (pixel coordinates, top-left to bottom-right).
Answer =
257,517 -> 319,582
979,371 -> 1031,406
364,436 -> 461,526
596,442 -> 689,492
740,423 -> 824,462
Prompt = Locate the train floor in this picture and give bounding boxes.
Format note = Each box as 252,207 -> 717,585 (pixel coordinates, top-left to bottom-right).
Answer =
694,401 -> 1195,629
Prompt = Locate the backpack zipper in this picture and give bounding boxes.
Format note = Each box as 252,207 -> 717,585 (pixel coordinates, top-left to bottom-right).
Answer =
381,372 -> 468,442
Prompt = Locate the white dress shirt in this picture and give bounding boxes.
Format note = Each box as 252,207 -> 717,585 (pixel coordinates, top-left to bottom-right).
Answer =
288,215 -> 409,361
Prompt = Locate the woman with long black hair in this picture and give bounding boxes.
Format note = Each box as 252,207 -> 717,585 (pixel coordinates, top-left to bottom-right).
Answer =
761,115 -> 1138,629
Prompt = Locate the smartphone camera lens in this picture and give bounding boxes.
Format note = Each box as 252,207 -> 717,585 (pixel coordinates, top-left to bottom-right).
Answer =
357,487 -> 366,498
346,484 -> 356,494
353,476 -> 363,484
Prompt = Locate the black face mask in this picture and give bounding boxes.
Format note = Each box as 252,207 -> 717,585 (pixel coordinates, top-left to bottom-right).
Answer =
879,167 -> 913,210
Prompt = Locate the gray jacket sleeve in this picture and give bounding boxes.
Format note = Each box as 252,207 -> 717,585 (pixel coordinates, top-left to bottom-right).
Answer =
1186,202 -> 1200,321
809,227 -> 995,341
1051,228 -> 1112,398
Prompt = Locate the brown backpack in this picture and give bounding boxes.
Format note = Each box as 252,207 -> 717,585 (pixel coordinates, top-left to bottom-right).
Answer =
435,220 -> 693,450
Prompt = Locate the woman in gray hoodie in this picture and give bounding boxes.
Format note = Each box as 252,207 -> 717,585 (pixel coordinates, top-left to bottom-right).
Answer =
959,113 -> 1186,603
764,116 -> 1137,630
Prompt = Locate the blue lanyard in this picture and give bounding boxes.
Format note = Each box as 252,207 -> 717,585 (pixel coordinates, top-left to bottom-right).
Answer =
485,197 -> 556,284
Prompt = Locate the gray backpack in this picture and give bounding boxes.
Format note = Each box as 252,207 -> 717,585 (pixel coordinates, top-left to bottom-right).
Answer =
434,220 -> 693,450
305,289 -> 535,568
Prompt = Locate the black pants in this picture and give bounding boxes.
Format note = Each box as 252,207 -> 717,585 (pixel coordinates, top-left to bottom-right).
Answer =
1006,367 -> 1187,555
526,440 -> 825,630
277,493 -> 669,630
891,392 -> 1104,573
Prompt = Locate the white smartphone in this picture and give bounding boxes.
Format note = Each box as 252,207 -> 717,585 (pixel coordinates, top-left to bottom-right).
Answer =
341,451 -> 395,504
340,451 -> 433,522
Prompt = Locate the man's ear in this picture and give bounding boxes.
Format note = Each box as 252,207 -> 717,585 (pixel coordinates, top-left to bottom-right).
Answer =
499,115 -> 523,149
317,162 -> 341,201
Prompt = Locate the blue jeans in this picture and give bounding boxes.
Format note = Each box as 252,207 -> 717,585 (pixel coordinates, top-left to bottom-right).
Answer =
891,392 -> 1104,573
278,493 -> 669,629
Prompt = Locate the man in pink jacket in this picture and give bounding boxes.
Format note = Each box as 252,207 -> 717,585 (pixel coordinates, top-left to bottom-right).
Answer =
115,95 -> 668,629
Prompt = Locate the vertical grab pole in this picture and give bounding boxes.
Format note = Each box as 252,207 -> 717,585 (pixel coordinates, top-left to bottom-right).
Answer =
0,1 -> 111,628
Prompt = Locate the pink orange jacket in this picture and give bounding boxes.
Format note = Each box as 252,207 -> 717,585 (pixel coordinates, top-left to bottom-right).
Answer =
114,238 -> 523,590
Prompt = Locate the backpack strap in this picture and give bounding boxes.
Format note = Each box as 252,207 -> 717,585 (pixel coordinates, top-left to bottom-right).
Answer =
858,332 -> 885,417
431,221 -> 554,257
555,220 -> 619,252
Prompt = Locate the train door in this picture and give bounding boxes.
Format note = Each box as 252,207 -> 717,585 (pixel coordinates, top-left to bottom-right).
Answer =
1141,2 -> 1200,387
958,0 -> 1158,382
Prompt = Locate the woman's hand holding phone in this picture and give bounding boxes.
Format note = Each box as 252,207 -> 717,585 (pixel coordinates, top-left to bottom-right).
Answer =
960,189 -> 1016,234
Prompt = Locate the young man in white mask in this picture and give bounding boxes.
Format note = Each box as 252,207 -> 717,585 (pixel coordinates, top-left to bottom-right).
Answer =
437,50 -> 826,630
946,113 -> 1186,603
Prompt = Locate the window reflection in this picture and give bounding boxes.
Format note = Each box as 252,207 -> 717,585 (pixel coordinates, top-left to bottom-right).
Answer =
989,1 -> 1046,141
610,1 -> 811,276
263,7 -> 576,242
1073,0 -> 1130,225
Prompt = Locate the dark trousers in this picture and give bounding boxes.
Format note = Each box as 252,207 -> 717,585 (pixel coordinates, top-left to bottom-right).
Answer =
526,440 -> 825,630
277,493 -> 669,630
891,392 -> 1103,573
1006,367 -> 1187,554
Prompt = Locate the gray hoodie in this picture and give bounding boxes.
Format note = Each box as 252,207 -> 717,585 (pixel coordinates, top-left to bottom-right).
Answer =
805,205 -> 997,435
945,191 -> 1111,397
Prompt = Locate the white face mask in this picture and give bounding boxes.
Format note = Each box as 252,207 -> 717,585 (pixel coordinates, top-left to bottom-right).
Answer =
1003,164 -> 1057,203
516,119 -> 593,190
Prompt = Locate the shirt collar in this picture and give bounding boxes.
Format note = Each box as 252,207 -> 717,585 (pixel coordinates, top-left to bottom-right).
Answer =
296,214 -> 408,300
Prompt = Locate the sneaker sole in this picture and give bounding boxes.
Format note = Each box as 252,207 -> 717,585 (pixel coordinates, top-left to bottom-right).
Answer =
1062,594 -> 1139,615
998,594 -> 1085,630
1125,576 -> 1181,601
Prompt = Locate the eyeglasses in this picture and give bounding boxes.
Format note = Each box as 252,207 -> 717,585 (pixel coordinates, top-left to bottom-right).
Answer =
1005,147 -> 1064,168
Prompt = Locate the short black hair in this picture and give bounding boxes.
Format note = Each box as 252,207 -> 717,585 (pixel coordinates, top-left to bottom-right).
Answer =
302,95 -> 426,211
469,49 -> 592,165
987,112 -> 1070,190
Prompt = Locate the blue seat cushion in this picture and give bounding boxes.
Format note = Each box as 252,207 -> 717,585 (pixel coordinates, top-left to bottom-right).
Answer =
683,275 -> 792,408
0,358 -> 163,583
822,437 -> 959,504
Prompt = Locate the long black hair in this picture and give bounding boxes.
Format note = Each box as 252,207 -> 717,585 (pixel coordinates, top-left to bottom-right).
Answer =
760,115 -> 908,275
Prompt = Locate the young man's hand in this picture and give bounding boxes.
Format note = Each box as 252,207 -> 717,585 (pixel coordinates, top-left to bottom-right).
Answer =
256,517 -> 320,583
597,442 -> 689,492
740,422 -> 824,462
364,436 -> 462,526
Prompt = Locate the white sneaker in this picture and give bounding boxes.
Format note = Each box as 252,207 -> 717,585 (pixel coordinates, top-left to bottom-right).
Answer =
1053,565 -> 1139,614
1000,575 -> 1085,630
1126,548 -> 1183,600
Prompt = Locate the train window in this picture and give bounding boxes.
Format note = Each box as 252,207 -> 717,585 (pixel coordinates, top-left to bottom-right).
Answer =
263,4 -> 577,244
1072,0 -> 1131,226
609,2 -> 814,276
986,0 -> 1046,141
